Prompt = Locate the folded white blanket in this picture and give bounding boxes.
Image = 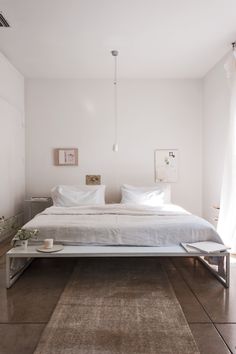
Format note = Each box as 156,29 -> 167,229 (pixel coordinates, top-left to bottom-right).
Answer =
23,204 -> 222,247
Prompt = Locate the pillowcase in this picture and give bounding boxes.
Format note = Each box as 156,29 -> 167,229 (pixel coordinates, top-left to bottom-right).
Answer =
51,185 -> 105,207
121,184 -> 171,206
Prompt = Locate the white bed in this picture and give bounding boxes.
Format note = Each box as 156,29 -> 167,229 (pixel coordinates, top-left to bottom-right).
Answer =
23,203 -> 222,246
7,185 -> 229,288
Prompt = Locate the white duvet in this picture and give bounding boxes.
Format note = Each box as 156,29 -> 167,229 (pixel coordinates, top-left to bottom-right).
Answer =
23,204 -> 223,246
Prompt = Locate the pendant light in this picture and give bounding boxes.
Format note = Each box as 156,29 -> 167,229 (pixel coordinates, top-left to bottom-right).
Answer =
111,50 -> 119,152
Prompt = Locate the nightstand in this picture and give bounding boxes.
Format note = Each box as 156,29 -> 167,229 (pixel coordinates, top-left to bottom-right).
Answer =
24,197 -> 53,222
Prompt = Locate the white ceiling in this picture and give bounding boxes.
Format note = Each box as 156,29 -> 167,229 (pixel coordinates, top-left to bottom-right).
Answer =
0,0 -> 235,78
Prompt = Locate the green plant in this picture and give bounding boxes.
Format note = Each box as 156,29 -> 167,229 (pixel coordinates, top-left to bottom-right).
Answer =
0,216 -> 5,233
12,229 -> 38,246
0,215 -> 20,234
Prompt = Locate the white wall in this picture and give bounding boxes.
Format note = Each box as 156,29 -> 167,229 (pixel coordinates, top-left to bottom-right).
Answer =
0,48 -> 230,226
203,56 -> 230,224
26,79 -> 202,215
0,52 -> 25,218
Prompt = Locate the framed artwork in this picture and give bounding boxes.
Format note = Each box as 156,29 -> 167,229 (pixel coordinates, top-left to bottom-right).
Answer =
54,148 -> 78,166
86,175 -> 101,185
155,149 -> 178,182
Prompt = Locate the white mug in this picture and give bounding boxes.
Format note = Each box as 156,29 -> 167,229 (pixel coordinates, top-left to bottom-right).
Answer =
44,238 -> 54,249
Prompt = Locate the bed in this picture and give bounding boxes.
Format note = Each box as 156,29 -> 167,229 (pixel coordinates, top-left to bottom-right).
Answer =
6,184 -> 229,288
23,203 -> 222,247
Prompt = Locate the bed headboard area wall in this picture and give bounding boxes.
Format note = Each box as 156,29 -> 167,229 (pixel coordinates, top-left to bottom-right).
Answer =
25,79 -> 202,216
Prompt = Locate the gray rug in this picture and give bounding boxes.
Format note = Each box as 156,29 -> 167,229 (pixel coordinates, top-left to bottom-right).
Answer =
34,258 -> 199,354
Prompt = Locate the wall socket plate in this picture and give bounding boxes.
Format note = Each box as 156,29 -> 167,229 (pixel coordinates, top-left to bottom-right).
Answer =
86,175 -> 101,185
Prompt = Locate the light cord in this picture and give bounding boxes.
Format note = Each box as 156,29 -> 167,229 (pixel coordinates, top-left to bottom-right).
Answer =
114,54 -> 118,147
111,50 -> 119,152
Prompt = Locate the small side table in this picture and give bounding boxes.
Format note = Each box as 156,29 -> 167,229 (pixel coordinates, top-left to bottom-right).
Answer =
24,198 -> 52,222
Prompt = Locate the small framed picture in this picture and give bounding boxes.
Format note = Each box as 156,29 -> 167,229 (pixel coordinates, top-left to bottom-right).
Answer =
86,175 -> 101,185
154,149 -> 178,182
54,148 -> 78,166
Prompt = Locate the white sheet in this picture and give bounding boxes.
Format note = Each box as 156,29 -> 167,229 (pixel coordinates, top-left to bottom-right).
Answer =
23,204 -> 223,247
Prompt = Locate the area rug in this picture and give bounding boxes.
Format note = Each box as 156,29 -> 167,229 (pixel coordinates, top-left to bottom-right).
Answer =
34,258 -> 199,354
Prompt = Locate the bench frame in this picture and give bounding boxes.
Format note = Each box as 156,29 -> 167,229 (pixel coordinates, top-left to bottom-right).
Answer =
6,245 -> 230,288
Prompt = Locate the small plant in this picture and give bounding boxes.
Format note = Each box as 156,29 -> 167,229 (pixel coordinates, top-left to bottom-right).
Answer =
0,215 -> 20,234
12,229 -> 38,247
0,216 -> 6,233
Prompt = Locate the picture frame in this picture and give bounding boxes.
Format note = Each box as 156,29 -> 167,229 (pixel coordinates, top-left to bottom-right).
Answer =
86,175 -> 101,185
54,148 -> 78,166
154,149 -> 178,182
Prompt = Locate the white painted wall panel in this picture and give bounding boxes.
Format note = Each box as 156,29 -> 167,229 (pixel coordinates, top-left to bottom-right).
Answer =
0,52 -> 25,218
26,79 -> 202,215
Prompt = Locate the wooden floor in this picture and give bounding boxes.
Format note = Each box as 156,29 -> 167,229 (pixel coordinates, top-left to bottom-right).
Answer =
0,240 -> 235,354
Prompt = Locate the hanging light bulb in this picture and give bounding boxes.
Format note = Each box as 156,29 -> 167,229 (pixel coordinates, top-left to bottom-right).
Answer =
111,50 -> 119,152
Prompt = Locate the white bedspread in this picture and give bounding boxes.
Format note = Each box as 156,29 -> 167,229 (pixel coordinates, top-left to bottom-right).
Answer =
23,204 -> 223,246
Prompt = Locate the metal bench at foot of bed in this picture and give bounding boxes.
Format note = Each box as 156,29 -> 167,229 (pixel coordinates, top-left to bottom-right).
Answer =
5,245 -> 230,288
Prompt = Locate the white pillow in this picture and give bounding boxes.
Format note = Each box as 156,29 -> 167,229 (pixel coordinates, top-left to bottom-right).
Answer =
51,185 -> 105,206
121,184 -> 171,206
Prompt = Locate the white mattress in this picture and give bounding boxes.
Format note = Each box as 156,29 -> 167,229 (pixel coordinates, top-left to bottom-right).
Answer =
23,204 -> 223,247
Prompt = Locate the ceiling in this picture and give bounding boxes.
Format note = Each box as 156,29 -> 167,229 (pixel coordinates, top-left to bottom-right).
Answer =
0,0 -> 235,78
